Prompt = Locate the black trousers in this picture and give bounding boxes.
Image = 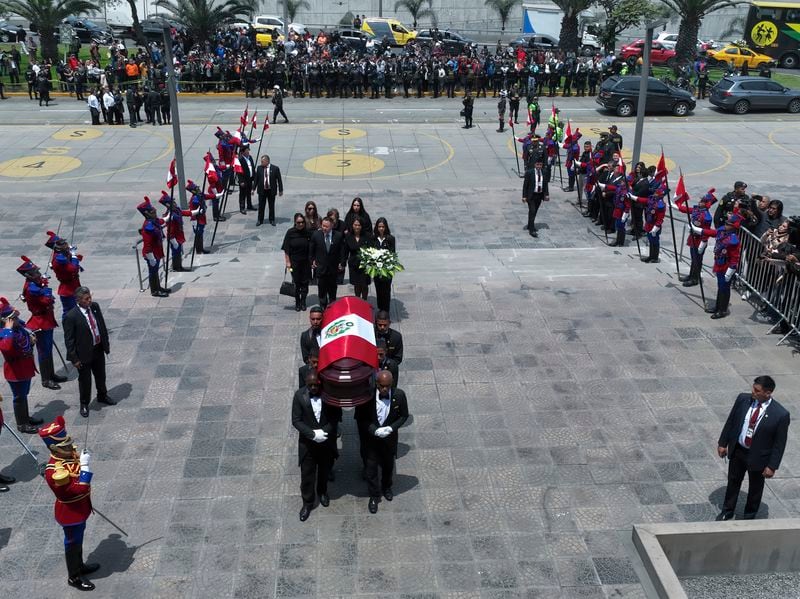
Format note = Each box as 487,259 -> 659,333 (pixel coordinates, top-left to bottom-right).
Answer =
239,184 -> 253,210
723,444 -> 766,518
374,276 -> 392,312
77,344 -> 107,406
365,438 -> 396,498
257,190 -> 275,223
299,444 -> 333,506
527,195 -> 543,230
273,106 -> 288,122
317,272 -> 338,307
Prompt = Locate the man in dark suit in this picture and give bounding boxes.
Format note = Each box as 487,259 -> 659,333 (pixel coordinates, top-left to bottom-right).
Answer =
522,156 -> 550,237
308,217 -> 345,309
717,375 -> 790,520
291,371 -> 341,521
300,306 -> 323,364
237,145 -> 255,214
63,287 -> 115,418
375,310 -> 403,364
254,154 -> 283,226
355,371 -> 409,513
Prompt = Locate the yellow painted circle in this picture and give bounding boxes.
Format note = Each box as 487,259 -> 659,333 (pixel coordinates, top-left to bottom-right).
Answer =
303,154 -> 385,176
750,21 -> 778,47
319,127 -> 367,140
52,128 -> 104,141
0,155 -> 82,178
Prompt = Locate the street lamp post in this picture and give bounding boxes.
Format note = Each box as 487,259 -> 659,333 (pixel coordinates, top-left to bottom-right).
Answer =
162,26 -> 187,209
631,19 -> 667,167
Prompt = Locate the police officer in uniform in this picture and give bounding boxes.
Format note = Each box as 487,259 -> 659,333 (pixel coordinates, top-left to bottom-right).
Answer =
607,125 -> 623,154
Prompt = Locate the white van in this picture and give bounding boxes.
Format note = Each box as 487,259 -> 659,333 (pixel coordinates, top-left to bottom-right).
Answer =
253,14 -> 284,29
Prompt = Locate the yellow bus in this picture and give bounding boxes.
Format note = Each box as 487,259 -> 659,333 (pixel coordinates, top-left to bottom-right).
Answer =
745,0 -> 800,68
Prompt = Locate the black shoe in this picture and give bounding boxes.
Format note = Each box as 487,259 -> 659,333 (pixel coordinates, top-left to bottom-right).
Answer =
42,380 -> 61,390
214,216 -> 227,222
383,488 -> 393,502
247,205 -> 255,210
256,221 -> 263,226
295,303 -> 302,312
0,473 -> 16,484
682,279 -> 699,287
52,373 -> 68,383
97,395 -> 116,405
678,274 -> 692,282
301,301 -> 307,311
530,231 -> 538,237
17,422 -> 38,434
28,415 -> 43,425
368,498 -> 379,514
715,511 -> 734,521
80,563 -> 100,575
319,494 -> 330,507
710,310 -> 730,320
640,256 -> 652,263
240,210 -> 246,215
523,224 -> 528,230
68,577 -> 95,591
0,485 -> 8,492
299,505 -> 311,521
270,221 -> 275,226
80,404 -> 89,418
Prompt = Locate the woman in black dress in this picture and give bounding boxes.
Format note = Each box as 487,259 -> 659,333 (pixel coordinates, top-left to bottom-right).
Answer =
343,197 -> 372,235
343,217 -> 373,300
372,217 -> 396,312
281,212 -> 312,311
304,201 -> 320,232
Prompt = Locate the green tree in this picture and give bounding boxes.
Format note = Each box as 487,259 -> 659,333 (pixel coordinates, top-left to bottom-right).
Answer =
394,0 -> 435,29
484,0 -> 520,33
0,0 -> 99,60
551,0 -> 593,54
153,0 -> 251,44
659,0 -> 743,62
278,0 -> 310,23
597,0 -> 662,52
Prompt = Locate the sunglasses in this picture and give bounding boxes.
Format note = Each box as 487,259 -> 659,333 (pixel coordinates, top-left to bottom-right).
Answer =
295,220 -> 305,225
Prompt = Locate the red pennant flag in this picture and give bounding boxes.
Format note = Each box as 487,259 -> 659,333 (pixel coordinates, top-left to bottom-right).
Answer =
675,174 -> 688,203
551,103 -> 557,120
251,109 -> 257,128
165,158 -> 177,189
508,116 -> 513,128
263,115 -> 270,131
240,104 -> 249,128
233,155 -> 243,174
564,120 -> 572,140
656,150 -> 668,184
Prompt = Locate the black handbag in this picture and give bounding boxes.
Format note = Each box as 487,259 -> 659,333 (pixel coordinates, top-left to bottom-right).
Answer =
280,268 -> 296,297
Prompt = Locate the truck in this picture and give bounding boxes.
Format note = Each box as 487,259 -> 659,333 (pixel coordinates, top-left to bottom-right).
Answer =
522,1 -> 601,55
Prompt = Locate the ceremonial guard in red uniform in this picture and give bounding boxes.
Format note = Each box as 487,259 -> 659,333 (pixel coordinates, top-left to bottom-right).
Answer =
632,185 -> 667,263
187,180 -> 210,255
604,159 -> 630,247
563,127 -> 581,192
158,190 -> 193,272
40,416 -> 100,591
694,212 -> 743,319
543,127 -> 558,183
45,231 -> 83,320
676,188 -> 716,287
0,297 -> 42,434
18,256 -> 66,390
137,196 -> 170,298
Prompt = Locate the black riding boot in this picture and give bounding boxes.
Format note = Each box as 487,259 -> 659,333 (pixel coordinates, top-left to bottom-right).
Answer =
39,355 -> 61,390
150,274 -> 168,298
609,230 -> 625,247
66,546 -> 95,591
13,401 -> 39,434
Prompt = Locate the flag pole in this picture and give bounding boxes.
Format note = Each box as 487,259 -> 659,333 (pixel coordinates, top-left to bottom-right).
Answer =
661,145 -> 681,277
509,119 -> 522,177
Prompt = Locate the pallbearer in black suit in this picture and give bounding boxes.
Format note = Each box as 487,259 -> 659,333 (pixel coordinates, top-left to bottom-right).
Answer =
300,306 -> 323,364
375,310 -> 403,364
521,156 -> 550,237
372,218 -> 396,313
355,371 -> 409,514
291,371 -> 341,522
717,375 -> 790,520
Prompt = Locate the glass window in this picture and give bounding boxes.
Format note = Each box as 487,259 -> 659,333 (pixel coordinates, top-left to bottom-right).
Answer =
715,78 -> 736,91
787,9 -> 800,20
741,48 -> 754,56
740,81 -> 766,90
648,80 -> 669,92
766,81 -> 785,91
725,47 -> 739,55
756,8 -> 782,19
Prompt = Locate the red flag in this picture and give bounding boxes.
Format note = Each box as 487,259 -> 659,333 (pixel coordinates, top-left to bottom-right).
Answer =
508,116 -> 513,128
251,109 -> 257,128
551,103 -> 557,120
263,115 -> 270,131
166,158 -> 177,189
656,150 -> 668,184
617,154 -> 625,174
233,155 -> 243,174
240,104 -> 249,128
564,120 -> 572,140
674,174 -> 688,203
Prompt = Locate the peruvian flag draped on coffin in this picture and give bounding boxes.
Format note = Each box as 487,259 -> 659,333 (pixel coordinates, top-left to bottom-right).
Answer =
318,297 -> 378,408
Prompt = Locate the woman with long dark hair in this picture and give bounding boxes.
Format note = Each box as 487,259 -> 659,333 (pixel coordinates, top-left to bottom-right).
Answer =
304,201 -> 320,232
372,217 -> 396,312
281,213 -> 312,311
343,197 -> 372,235
343,217 -> 373,300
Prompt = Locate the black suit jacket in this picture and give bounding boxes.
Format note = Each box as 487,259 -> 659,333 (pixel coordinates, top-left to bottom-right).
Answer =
374,235 -> 396,252
375,327 -> 403,364
308,229 -> 345,276
238,154 -> 255,189
255,163 -> 283,196
63,302 -> 110,364
522,167 -> 549,201
300,327 -> 320,364
291,388 -> 341,461
355,388 -> 409,453
718,393 -> 790,471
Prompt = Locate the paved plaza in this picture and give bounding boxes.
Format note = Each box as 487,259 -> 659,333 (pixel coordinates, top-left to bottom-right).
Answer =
0,96 -> 799,598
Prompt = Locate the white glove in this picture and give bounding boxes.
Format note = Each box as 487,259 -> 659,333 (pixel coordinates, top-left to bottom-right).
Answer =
191,209 -> 200,217
312,429 -> 328,443
698,241 -> 707,253
144,252 -> 157,268
621,212 -> 630,224
690,224 -> 703,235
725,267 -> 735,282
79,451 -> 91,472
375,426 -> 392,438
651,225 -> 660,235
597,182 -> 606,191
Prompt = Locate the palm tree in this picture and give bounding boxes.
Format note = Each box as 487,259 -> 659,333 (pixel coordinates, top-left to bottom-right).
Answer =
153,0 -> 252,44
1,0 -> 99,60
551,0 -> 593,54
484,0 -> 520,33
393,0 -> 435,29
659,0 -> 741,62
278,0 -> 310,23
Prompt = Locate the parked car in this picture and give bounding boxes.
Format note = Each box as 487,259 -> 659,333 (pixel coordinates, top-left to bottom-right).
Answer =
415,28 -> 475,53
0,20 -> 22,43
253,14 -> 284,29
655,32 -> 718,51
361,18 -> 416,47
124,16 -> 185,42
596,75 -> 696,117
336,28 -> 376,52
254,24 -> 284,48
619,39 -> 677,67
509,33 -> 559,51
707,44 -> 775,69
710,75 -> 800,114
61,16 -> 113,44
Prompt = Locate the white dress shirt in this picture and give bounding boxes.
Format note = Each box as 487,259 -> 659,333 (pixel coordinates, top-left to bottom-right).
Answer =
738,398 -> 771,447
310,395 -> 322,422
376,390 -> 391,426
80,306 -> 101,345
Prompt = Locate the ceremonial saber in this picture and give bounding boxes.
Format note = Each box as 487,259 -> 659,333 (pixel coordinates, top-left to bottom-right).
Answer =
164,186 -> 174,290
678,169 -> 706,306
509,120 -> 522,177
52,339 -> 69,373
70,192 -> 81,243
43,217 -> 63,278
190,169 -> 209,270
2,421 -> 40,463
92,507 -> 129,537
661,146 -> 681,277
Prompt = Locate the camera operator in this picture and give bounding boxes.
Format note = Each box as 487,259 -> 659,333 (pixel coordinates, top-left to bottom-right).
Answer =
714,181 -> 750,228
